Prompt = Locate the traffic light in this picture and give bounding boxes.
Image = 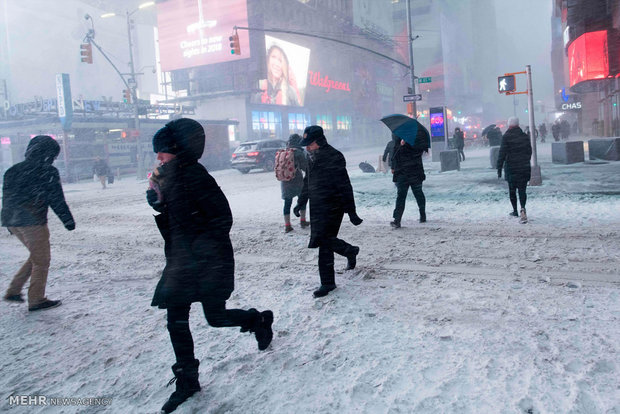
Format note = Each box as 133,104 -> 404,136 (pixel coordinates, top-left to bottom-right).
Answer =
80,43 -> 93,64
229,34 -> 240,55
497,75 -> 516,93
122,89 -> 131,103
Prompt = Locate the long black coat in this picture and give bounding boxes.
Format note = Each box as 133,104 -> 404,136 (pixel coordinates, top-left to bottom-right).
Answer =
453,131 -> 464,150
280,148 -> 308,200
1,138 -> 74,228
497,126 -> 532,186
391,142 -> 426,186
151,158 -> 235,308
297,144 -> 355,248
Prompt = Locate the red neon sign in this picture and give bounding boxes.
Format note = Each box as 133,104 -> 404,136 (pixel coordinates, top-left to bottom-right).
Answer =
308,71 -> 351,93
568,30 -> 609,87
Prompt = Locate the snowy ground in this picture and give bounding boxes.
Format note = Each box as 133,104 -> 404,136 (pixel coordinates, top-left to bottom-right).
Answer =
1,140 -> 619,413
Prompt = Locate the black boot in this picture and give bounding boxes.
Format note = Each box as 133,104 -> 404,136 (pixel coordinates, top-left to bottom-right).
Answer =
345,246 -> 360,270
313,284 -> 337,298
390,220 -> 401,229
161,359 -> 201,413
241,309 -> 274,351
419,210 -> 426,223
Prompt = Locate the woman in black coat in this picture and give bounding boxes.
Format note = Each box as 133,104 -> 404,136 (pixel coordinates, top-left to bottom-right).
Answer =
146,118 -> 274,413
390,127 -> 429,228
281,134 -> 309,232
497,117 -> 532,222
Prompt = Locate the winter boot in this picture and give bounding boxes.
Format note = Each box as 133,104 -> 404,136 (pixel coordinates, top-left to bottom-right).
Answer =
284,224 -> 294,233
520,208 -> 528,224
419,210 -> 426,223
242,309 -> 274,350
28,299 -> 62,312
345,246 -> 360,270
300,220 -> 310,228
4,294 -> 24,303
509,210 -> 519,217
390,220 -> 401,229
313,284 -> 337,298
161,359 -> 201,413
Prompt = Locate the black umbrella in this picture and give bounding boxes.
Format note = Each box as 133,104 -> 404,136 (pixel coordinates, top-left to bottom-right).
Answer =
481,124 -> 496,137
380,114 -> 430,149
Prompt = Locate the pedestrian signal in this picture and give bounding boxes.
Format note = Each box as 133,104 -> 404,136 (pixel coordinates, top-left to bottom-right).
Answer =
80,43 -> 93,64
229,34 -> 240,55
498,75 -> 516,93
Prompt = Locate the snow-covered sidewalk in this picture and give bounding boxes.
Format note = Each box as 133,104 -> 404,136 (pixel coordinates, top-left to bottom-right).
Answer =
1,142 -> 618,413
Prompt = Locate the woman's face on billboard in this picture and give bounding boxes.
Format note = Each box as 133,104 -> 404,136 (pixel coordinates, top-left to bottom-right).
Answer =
268,48 -> 286,81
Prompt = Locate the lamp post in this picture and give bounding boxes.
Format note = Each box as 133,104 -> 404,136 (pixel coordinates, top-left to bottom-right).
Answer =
102,1 -> 155,179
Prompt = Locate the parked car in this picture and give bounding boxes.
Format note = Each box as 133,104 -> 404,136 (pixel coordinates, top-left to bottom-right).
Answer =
231,139 -> 286,174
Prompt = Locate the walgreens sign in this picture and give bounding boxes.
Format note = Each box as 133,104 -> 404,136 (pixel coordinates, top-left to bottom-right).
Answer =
308,71 -> 351,93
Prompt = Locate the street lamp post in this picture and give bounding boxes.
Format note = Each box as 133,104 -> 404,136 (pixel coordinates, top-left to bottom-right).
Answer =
406,0 -> 417,118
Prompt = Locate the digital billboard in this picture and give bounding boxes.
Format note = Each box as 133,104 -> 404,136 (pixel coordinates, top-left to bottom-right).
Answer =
156,0 -> 250,72
430,107 -> 445,140
568,30 -> 609,88
252,35 -> 311,107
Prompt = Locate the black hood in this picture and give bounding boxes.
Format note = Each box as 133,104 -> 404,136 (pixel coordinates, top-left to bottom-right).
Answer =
152,118 -> 205,161
25,135 -> 60,165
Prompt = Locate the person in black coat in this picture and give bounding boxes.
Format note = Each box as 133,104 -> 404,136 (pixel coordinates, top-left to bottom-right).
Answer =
551,121 -> 561,141
453,127 -> 465,161
281,133 -> 309,233
294,125 -> 363,298
92,156 -> 109,189
146,118 -> 274,414
2,135 -> 75,311
497,117 -> 532,222
382,135 -> 397,168
487,127 -> 502,147
390,126 -> 429,228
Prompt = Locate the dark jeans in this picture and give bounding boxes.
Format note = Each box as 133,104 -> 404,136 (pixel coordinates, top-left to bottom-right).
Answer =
283,197 -> 307,215
393,182 -> 426,222
318,237 -> 355,286
508,182 -> 527,211
167,301 -> 256,364
457,148 -> 465,161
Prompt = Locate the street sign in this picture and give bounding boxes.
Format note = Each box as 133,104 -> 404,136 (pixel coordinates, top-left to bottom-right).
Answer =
498,75 -> 516,93
417,77 -> 432,84
403,94 -> 422,102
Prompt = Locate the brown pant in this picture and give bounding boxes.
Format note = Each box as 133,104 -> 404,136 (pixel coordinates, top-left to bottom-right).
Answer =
6,225 -> 51,305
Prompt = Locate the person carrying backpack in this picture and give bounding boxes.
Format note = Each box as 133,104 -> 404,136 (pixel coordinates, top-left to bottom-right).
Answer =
276,134 -> 309,233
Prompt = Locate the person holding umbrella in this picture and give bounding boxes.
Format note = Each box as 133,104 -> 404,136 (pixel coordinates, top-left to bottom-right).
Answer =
380,115 -> 430,228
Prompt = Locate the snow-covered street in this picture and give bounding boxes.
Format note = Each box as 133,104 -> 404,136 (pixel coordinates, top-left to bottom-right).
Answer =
1,142 -> 619,413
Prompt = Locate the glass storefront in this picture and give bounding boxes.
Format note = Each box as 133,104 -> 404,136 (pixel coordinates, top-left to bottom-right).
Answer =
251,110 -> 283,139
288,113 -> 311,134
336,115 -> 351,131
316,114 -> 332,131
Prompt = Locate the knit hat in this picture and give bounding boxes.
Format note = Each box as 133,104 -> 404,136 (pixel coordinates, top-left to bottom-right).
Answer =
152,118 -> 205,160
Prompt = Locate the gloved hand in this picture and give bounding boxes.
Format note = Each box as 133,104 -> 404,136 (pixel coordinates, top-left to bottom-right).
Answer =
146,189 -> 163,212
293,204 -> 301,217
348,211 -> 363,226
65,220 -> 76,231
497,169 -> 502,179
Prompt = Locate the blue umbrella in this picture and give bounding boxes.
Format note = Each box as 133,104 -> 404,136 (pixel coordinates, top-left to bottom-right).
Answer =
380,114 -> 430,149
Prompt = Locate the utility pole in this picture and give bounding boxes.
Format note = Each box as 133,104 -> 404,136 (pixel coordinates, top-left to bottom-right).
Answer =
127,11 -> 143,179
406,0 -> 417,118
526,65 -> 541,186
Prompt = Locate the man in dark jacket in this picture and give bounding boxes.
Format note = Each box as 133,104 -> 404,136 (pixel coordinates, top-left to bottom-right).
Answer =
551,121 -> 561,141
487,127 -> 502,147
92,156 -> 109,189
1,135 -> 75,311
146,118 -> 274,413
295,125 -> 363,298
390,126 -> 429,228
382,135 -> 397,168
497,117 -> 532,223
453,127 -> 465,161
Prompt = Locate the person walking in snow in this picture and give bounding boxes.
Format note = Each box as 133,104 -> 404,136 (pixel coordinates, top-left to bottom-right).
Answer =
453,127 -> 465,161
382,135 -> 397,169
497,117 -> 532,223
145,118 -> 274,413
551,121 -> 561,142
92,156 -> 110,189
539,123 -> 547,143
280,133 -> 309,233
294,125 -> 362,298
390,129 -> 428,229
2,135 -> 75,311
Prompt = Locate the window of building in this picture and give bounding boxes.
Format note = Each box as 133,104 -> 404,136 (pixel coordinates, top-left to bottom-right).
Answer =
252,111 -> 282,140
316,114 -> 333,130
288,113 -> 311,133
336,115 -> 351,131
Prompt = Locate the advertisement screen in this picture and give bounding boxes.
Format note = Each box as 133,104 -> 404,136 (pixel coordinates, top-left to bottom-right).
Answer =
568,30 -> 609,87
252,35 -> 311,107
157,0 -> 250,72
430,107 -> 445,139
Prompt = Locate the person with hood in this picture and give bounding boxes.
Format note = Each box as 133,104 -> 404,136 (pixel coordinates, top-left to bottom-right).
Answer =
2,135 -> 75,311
281,133 -> 309,233
560,119 -> 571,141
551,121 -> 561,142
92,156 -> 110,189
487,126 -> 502,147
497,117 -> 532,223
145,118 -> 274,413
390,126 -> 429,228
453,127 -> 465,161
294,125 -> 362,298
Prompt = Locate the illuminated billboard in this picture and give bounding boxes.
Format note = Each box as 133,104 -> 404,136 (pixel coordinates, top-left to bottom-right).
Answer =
252,35 -> 311,106
568,30 -> 609,88
430,107 -> 445,140
156,0 -> 250,72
